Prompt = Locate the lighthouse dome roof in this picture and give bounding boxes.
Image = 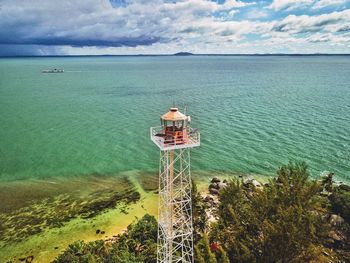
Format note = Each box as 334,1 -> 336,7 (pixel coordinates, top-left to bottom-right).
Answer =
161,107 -> 187,121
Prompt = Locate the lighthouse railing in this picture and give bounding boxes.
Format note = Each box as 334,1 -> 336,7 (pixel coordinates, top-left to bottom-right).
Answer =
150,126 -> 200,150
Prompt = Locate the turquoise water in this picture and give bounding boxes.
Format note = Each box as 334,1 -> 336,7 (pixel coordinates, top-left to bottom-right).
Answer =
0,56 -> 349,182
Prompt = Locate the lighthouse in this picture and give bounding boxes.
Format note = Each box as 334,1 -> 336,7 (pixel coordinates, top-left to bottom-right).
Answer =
150,107 -> 200,263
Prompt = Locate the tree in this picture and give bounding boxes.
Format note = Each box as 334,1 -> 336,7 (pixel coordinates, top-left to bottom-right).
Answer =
211,161 -> 333,263
330,186 -> 350,223
320,172 -> 334,193
53,214 -> 158,263
195,234 -> 217,263
192,179 -> 208,241
216,247 -> 230,263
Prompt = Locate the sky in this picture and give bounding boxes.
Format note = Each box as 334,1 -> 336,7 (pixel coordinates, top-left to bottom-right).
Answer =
0,0 -> 350,55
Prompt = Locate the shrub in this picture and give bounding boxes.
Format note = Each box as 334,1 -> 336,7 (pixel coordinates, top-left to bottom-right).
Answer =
53,214 -> 157,263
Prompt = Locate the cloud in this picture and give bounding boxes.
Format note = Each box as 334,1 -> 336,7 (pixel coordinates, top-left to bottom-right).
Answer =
312,0 -> 348,9
245,9 -> 268,20
218,0 -> 251,10
0,0 -> 251,49
0,0 -> 349,55
306,32 -> 350,44
269,0 -> 349,11
268,0 -> 314,11
0,44 -> 62,56
272,9 -> 350,34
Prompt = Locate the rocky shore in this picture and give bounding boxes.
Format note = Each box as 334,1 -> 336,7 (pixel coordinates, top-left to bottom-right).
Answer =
199,172 -> 350,261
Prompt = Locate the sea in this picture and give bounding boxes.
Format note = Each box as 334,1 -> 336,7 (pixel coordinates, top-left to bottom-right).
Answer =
0,55 -> 349,183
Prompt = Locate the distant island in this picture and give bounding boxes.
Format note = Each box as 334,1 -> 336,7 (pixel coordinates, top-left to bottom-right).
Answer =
2,53 -> 350,58
173,52 -> 194,56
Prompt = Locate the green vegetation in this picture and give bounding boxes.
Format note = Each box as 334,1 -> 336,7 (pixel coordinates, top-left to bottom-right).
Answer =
192,180 -> 208,240
0,177 -> 140,243
330,183 -> 350,222
210,161 -> 350,262
49,161 -> 350,262
53,214 -> 157,263
138,173 -> 159,192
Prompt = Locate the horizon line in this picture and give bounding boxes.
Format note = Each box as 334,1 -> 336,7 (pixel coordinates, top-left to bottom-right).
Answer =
1,53 -> 350,58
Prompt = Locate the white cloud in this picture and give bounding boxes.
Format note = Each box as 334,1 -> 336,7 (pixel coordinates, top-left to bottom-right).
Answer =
273,9 -> 350,34
312,0 -> 348,9
269,0 -> 349,11
219,0 -> 251,10
246,9 -> 268,19
269,0 -> 314,11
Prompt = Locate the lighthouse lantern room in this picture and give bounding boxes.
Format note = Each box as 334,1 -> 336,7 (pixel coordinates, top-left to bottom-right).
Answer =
151,107 -> 200,150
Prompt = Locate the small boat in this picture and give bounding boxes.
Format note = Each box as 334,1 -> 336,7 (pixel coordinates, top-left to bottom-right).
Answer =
42,68 -> 64,73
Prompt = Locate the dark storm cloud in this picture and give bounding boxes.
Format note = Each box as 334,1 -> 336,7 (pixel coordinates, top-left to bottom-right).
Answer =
0,44 -> 61,56
0,0 -> 250,52
0,0 -> 169,50
0,35 -> 163,47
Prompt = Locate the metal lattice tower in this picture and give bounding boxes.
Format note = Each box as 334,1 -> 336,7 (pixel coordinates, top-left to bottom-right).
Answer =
151,107 -> 200,263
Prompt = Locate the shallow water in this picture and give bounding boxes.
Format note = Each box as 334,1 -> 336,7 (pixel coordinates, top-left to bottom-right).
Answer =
0,56 -> 349,182
0,173 -> 159,263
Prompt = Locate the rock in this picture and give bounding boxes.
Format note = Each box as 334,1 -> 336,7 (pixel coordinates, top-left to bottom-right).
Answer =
26,256 -> 34,263
243,179 -> 253,187
320,171 -> 334,178
218,182 -> 227,189
320,190 -> 330,197
243,179 -> 251,186
251,179 -> 262,188
96,229 -> 100,234
339,184 -> 350,191
209,183 -> 218,190
209,188 -> 219,195
211,177 -> 220,183
329,231 -> 341,241
244,179 -> 262,188
328,230 -> 346,248
203,195 -> 214,203
329,214 -> 345,227
212,200 -> 219,206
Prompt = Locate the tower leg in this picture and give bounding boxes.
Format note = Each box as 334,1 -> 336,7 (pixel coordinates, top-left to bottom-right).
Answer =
157,148 -> 193,263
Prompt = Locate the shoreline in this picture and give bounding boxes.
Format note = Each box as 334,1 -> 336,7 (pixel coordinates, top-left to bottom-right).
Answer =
0,171 -> 267,262
1,171 -> 348,262
0,173 -> 158,263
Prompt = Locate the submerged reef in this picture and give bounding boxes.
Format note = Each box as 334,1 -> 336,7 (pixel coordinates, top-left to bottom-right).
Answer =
0,177 -> 140,244
138,172 -> 159,192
